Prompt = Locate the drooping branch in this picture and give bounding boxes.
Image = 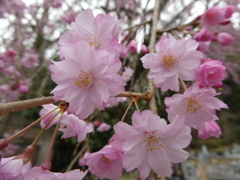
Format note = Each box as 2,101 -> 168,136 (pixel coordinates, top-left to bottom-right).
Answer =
0,96 -> 62,116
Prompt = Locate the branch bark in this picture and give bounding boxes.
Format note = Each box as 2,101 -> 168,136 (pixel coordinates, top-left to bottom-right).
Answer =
0,91 -> 153,116
146,0 -> 160,114
0,96 -> 61,116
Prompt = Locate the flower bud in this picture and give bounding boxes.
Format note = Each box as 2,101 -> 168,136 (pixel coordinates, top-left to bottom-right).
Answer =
41,160 -> 52,170
0,139 -> 9,150
217,32 -> 234,46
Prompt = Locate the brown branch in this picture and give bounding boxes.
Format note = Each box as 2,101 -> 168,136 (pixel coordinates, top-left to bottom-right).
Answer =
0,91 -> 152,117
125,20 -> 152,31
0,96 -> 62,116
146,0 -> 160,115
115,91 -> 151,102
157,18 -> 199,35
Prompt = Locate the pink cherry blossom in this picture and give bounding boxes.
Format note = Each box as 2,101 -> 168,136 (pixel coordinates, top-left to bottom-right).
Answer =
197,41 -> 211,52
39,104 -> 67,129
9,0 -> 26,18
141,34 -> 203,91
2,49 -> 16,64
44,0 -> 63,8
0,156 -> 32,179
113,110 -> 191,179
196,59 -> 226,88
0,0 -> 10,18
198,121 -> 222,140
97,122 -> 111,132
194,28 -> 212,42
222,5 -> 234,19
2,65 -> 21,77
78,151 -> 90,166
122,66 -> 134,84
217,32 -> 234,46
55,169 -> 88,180
86,144 -> 122,180
127,40 -> 137,53
50,41 -> 124,119
59,9 -> 122,55
21,53 -> 39,68
165,83 -> 228,130
59,114 -> 93,143
24,167 -> 55,180
104,97 -> 127,108
60,10 -> 77,24
24,166 -> 87,180
200,6 -> 225,27
141,44 -> 148,54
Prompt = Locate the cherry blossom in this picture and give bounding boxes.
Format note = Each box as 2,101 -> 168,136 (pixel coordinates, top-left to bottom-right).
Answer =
78,151 -> 90,166
113,110 -> 191,179
200,6 -> 224,27
50,41 -> 124,119
96,122 -> 111,132
196,59 -> 226,88
59,9 -> 122,55
217,32 -> 234,46
23,166 -> 87,180
59,114 -> 93,143
21,53 -> 39,68
127,40 -> 137,53
165,83 -> 228,130
39,104 -> 67,129
141,34 -> 203,91
198,121 -> 222,140
0,156 -> 32,179
86,144 -> 123,180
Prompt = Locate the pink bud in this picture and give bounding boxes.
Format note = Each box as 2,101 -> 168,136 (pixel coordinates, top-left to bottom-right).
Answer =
0,139 -> 9,150
127,40 -> 137,53
185,26 -> 192,31
201,6 -> 225,27
219,19 -> 231,25
198,121 -> 221,140
194,28 -> 212,42
141,44 -> 148,54
222,5 -> 234,18
19,84 -> 29,93
41,160 -> 52,170
217,32 -> 234,46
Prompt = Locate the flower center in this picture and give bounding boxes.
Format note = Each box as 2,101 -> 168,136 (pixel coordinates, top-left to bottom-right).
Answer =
84,33 -> 101,48
74,71 -> 94,90
144,132 -> 165,152
185,97 -> 202,114
104,157 -> 109,164
161,54 -> 179,69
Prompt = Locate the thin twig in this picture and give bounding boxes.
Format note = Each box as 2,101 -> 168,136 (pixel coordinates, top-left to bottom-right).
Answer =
125,20 -> 152,31
65,145 -> 87,172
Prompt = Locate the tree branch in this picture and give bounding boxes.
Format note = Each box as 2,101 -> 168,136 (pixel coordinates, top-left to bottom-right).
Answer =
146,0 -> 160,114
0,96 -> 62,116
0,91 -> 153,116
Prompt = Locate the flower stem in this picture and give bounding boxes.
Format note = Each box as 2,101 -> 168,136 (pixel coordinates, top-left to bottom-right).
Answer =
121,100 -> 133,122
31,109 -> 61,148
44,111 -> 64,162
7,106 -> 59,142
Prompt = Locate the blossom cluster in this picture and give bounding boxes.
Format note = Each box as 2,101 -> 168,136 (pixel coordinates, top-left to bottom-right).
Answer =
0,3 -> 234,180
193,5 -> 234,52
50,9 -> 125,119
